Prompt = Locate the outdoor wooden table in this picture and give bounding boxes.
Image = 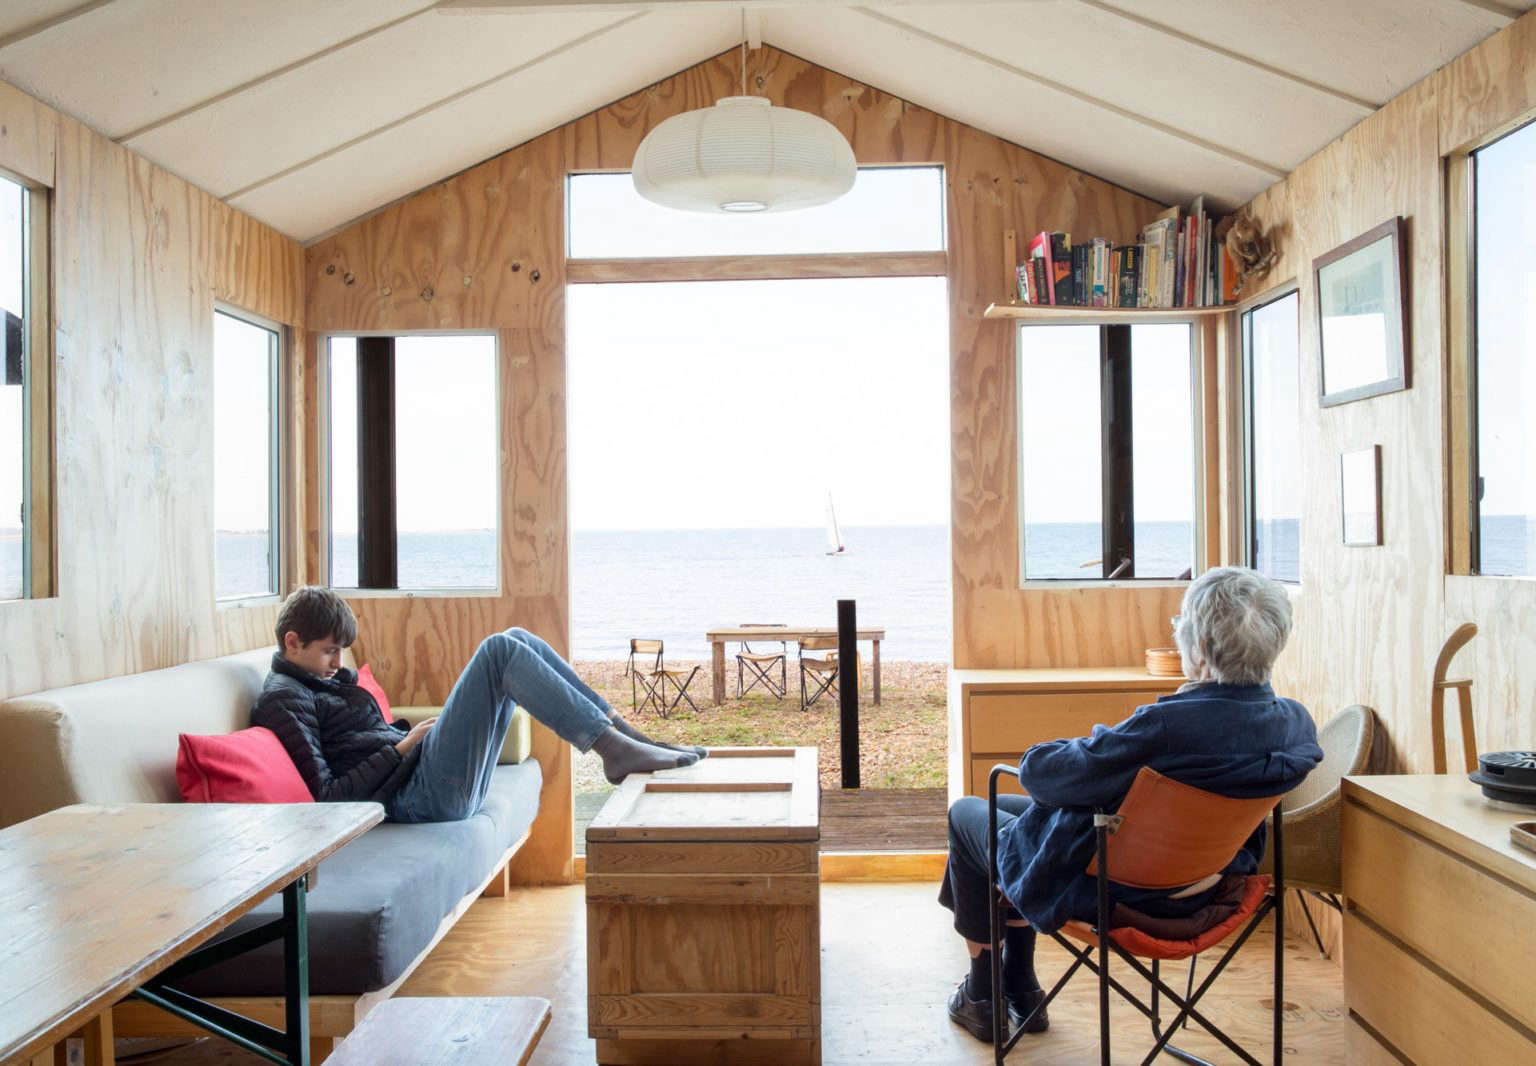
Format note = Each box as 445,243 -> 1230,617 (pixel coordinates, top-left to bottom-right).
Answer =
0,802 -> 381,1066
704,625 -> 885,707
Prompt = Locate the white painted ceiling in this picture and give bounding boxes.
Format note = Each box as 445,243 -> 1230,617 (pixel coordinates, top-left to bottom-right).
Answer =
0,0 -> 1527,241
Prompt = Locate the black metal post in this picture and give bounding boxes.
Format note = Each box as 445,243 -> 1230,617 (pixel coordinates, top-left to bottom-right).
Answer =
837,599 -> 859,789
1101,324 -> 1135,579
356,336 -> 397,590
284,876 -> 311,1065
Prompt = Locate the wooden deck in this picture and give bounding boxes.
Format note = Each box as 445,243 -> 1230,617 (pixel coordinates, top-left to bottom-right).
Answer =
576,787 -> 948,854
143,882 -> 1346,1065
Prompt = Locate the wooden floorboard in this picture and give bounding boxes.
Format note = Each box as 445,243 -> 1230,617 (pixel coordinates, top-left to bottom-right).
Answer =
141,882 -> 1345,1065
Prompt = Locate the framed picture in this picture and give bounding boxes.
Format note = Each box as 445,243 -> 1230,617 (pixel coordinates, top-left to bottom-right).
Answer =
1314,217 -> 1408,407
1340,445 -> 1382,546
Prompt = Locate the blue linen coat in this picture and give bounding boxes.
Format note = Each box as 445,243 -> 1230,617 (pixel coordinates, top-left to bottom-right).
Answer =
996,682 -> 1323,932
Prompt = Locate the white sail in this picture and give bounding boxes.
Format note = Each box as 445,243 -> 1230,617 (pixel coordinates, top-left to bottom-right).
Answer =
825,493 -> 845,555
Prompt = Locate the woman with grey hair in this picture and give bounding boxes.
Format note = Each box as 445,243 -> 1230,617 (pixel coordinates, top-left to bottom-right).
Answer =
938,567 -> 1323,1042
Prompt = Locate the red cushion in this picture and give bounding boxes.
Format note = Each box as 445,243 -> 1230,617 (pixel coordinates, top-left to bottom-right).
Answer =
176,727 -> 314,804
1061,875 -> 1272,961
356,663 -> 393,723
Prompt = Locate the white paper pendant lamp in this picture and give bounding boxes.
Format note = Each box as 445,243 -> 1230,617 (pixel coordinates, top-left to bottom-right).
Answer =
632,96 -> 857,214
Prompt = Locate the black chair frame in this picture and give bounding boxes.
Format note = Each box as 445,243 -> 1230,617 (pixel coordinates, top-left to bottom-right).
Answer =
627,640 -> 664,714
985,764 -> 1285,1066
737,640 -> 788,700
653,665 -> 702,719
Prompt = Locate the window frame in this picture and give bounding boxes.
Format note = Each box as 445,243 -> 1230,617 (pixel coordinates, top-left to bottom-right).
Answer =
1016,317 -> 1204,586
322,330 -> 502,597
1449,114 -> 1536,580
1240,286 -> 1302,585
3,168 -> 52,602
212,303 -> 284,604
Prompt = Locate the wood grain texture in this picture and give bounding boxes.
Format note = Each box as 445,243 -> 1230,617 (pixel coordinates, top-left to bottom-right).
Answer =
322,997 -> 551,1066
1233,10 -> 1536,776
567,252 -> 946,284
0,78 -> 305,701
0,803 -> 380,1064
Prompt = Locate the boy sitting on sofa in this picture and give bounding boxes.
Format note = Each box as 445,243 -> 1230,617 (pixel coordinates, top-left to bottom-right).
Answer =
254,586 -> 703,822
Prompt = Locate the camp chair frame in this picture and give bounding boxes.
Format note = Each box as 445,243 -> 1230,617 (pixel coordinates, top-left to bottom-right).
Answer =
986,764 -> 1285,1066
736,626 -> 788,700
627,639 -> 664,714
652,664 -> 702,719
798,635 -> 850,711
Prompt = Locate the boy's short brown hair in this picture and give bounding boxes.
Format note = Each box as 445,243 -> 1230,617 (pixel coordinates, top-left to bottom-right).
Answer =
275,586 -> 358,648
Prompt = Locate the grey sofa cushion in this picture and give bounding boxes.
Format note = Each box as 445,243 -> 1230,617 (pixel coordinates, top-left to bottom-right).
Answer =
179,760 -> 543,996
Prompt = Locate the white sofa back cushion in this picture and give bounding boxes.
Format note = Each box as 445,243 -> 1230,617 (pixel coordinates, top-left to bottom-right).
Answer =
0,646 -> 341,828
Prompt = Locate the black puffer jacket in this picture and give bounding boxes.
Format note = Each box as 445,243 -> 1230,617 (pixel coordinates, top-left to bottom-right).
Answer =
252,653 -> 419,805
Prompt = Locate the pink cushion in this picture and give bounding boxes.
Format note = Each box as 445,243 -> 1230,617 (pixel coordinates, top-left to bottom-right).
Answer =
176,727 -> 314,803
356,663 -> 393,723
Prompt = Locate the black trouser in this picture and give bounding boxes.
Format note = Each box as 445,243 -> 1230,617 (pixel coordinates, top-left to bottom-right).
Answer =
938,794 -> 1032,944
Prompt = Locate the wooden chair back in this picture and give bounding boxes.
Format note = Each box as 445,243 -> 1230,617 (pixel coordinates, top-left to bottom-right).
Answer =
799,634 -> 838,654
1087,767 -> 1281,890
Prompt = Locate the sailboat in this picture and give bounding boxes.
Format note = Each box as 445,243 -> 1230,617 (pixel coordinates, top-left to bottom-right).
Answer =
825,493 -> 846,556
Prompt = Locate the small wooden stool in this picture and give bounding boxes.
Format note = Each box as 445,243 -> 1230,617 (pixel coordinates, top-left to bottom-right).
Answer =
324,997 -> 551,1066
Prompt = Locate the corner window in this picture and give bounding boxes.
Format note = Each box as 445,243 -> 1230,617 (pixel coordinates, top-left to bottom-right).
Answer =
327,334 -> 498,591
1,171 -> 50,601
1472,120 -> 1536,577
1018,323 -> 1196,581
1243,291 -> 1301,584
213,309 -> 281,600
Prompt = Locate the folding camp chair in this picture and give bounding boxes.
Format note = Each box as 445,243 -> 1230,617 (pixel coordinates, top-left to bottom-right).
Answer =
736,623 -> 788,699
627,639 -> 664,714
652,662 -> 702,718
797,635 -> 850,710
986,764 -> 1285,1066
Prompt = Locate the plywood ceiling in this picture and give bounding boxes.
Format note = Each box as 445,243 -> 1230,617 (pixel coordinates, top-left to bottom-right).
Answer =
1,0 -> 1526,241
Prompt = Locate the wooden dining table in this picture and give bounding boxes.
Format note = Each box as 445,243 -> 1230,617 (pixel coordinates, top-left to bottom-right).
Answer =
0,802 -> 381,1066
705,625 -> 885,706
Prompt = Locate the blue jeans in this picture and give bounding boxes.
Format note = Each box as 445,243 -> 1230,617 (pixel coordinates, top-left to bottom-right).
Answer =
390,628 -> 613,823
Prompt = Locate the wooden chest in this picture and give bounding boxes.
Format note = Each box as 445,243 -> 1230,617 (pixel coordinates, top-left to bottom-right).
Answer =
585,747 -> 821,1066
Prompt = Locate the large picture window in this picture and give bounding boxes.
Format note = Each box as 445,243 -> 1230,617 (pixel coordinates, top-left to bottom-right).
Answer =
1018,323 -> 1196,582
213,309 -> 280,600
1243,291 -> 1301,584
328,334 -> 498,591
1472,119 -> 1536,577
2,171 -> 49,601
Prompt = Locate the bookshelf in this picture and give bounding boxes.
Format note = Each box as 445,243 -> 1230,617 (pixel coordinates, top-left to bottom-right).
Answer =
984,302 -> 1235,323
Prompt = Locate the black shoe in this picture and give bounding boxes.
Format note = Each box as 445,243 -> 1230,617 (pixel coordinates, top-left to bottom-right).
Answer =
1007,986 -> 1050,1034
947,978 -> 1001,1043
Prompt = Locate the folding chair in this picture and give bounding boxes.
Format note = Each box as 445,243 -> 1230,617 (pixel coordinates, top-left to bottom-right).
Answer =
736,623 -> 788,699
797,635 -> 848,710
652,662 -> 702,719
627,639 -> 664,714
986,764 -> 1285,1066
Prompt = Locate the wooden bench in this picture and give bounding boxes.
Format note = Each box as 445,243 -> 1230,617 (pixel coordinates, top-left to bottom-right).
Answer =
324,997 -> 551,1066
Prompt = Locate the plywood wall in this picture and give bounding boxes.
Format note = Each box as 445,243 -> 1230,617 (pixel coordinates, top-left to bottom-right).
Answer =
306,45 -> 1169,881
0,78 -> 306,700
1241,8 -> 1536,773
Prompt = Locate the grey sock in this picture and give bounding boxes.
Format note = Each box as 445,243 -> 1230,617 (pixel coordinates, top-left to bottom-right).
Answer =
609,712 -> 708,760
591,726 -> 699,785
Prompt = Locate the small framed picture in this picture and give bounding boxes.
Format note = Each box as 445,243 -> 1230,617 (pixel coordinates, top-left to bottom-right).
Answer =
1314,217 -> 1409,407
1340,445 -> 1382,546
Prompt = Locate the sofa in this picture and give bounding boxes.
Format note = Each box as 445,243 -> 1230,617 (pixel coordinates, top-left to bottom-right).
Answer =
0,645 -> 541,1050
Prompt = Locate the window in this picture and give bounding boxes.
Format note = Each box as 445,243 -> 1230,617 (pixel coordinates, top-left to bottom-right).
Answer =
1018,323 -> 1196,581
327,335 -> 498,591
213,309 -> 280,600
1243,291 -> 1301,584
568,166 -> 945,258
1472,120 -> 1536,577
2,172 -> 49,601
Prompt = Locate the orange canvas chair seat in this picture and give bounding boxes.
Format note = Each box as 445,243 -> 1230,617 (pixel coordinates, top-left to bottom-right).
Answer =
985,764 -> 1287,1066
1060,874 -> 1272,962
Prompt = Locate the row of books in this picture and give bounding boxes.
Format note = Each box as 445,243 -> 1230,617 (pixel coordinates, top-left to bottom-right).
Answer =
1015,198 -> 1237,309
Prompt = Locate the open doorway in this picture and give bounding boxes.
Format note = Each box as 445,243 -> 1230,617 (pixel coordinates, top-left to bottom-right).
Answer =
564,169 -> 951,851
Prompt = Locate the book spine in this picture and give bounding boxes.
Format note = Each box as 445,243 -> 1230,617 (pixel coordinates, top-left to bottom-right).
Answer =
1051,232 -> 1073,306
1016,262 -> 1031,304
1033,258 -> 1049,307
1118,245 -> 1139,308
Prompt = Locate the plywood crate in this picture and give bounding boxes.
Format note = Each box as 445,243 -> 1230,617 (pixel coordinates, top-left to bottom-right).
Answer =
585,747 -> 821,1066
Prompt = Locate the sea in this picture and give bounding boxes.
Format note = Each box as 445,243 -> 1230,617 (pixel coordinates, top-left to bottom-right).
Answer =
6,519 -> 1533,657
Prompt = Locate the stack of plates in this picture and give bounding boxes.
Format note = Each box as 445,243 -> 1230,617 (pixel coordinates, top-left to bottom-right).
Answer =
1145,647 -> 1185,678
1469,751 -> 1536,808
